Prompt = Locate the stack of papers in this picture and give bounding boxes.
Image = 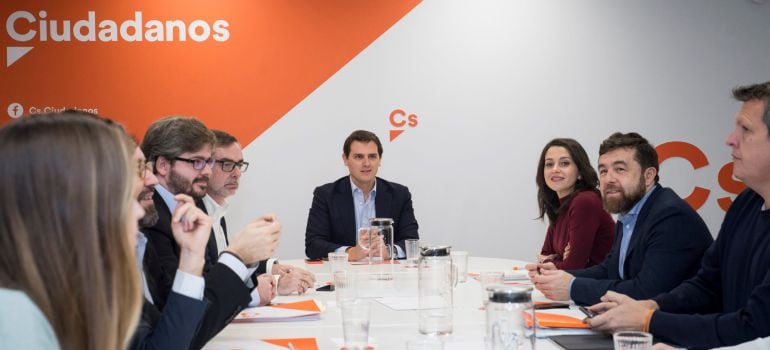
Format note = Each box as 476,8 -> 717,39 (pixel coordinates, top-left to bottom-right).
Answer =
233,300 -> 323,323
204,337 -> 319,350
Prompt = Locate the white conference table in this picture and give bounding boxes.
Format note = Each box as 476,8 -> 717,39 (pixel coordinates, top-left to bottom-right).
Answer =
205,257 -> 570,350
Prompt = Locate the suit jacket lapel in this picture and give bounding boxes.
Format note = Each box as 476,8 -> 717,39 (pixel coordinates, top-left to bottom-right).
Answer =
609,223 -> 624,279
151,191 -> 173,237
375,178 -> 392,220
336,177 -> 357,242
623,186 -> 661,263
142,239 -> 161,304
195,198 -> 220,264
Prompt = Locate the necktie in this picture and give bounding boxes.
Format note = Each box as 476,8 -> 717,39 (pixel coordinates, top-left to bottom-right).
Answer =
220,217 -> 229,245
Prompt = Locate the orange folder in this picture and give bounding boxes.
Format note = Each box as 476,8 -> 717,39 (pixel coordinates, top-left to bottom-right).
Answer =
524,311 -> 590,329
271,299 -> 321,312
263,338 -> 318,350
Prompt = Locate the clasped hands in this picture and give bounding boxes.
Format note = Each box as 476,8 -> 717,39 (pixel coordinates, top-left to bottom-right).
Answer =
347,229 -> 390,261
525,261 -> 572,301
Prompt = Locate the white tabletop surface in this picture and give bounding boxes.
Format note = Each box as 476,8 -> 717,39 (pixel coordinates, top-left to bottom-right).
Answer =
204,257 -> 569,350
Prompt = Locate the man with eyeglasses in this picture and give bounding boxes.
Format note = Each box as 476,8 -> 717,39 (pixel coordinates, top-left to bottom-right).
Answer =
130,146 -> 212,350
203,130 -> 316,301
140,116 -> 282,348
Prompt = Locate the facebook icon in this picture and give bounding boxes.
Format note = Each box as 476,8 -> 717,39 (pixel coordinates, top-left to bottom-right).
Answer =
7,103 -> 23,119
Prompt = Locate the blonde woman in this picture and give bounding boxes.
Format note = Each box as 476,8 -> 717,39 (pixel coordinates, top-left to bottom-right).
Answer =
0,111 -> 143,349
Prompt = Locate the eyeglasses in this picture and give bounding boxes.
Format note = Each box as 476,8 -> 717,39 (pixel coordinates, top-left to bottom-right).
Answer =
174,157 -> 216,170
137,161 -> 153,179
216,160 -> 249,173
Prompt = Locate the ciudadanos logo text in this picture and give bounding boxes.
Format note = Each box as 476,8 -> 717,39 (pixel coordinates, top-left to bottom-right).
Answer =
5,10 -> 231,67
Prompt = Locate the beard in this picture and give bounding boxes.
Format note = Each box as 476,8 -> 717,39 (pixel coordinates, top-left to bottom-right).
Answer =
168,169 -> 209,199
137,187 -> 159,228
138,205 -> 159,228
602,175 -> 647,214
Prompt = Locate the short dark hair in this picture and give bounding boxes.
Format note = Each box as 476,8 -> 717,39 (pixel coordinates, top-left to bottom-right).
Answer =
212,129 -> 239,148
599,132 -> 659,184
733,81 -> 770,135
141,116 -> 214,167
536,138 -> 600,224
343,130 -> 383,157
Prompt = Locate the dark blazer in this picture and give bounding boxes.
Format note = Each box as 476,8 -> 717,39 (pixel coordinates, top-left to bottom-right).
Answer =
142,191 -> 254,349
568,186 -> 713,306
196,198 -> 268,288
129,293 -> 207,350
305,176 -> 420,260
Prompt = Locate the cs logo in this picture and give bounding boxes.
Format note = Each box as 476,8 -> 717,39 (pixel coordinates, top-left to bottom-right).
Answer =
656,141 -> 746,211
388,108 -> 418,141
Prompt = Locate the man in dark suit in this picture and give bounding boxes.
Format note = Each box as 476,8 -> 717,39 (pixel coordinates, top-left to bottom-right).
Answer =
130,146 -> 252,350
305,130 -> 420,261
204,129 -> 315,296
139,117 -> 282,348
527,132 -> 713,306
584,82 -> 770,349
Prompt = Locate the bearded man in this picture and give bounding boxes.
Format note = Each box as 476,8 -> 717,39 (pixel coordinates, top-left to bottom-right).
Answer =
140,116 -> 282,320
526,132 -> 713,306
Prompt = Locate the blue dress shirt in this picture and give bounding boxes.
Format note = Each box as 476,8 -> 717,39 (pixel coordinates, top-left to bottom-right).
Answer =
616,185 -> 656,279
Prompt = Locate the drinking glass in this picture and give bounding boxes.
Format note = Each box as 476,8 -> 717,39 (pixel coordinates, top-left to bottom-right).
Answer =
450,251 -> 468,283
405,239 -> 420,267
334,271 -> 356,304
341,299 -> 371,350
328,252 -> 348,273
357,227 -> 372,262
613,331 -> 653,350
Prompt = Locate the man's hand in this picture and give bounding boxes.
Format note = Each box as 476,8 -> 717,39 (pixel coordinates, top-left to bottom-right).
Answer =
368,233 -> 390,259
347,228 -> 375,261
226,214 -> 281,264
585,291 -> 658,332
346,245 -> 367,261
275,266 -> 317,295
170,194 -> 211,276
530,265 -> 573,301
273,264 -> 316,295
255,274 -> 276,306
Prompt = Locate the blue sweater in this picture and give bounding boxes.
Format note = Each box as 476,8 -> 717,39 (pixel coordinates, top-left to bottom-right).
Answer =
651,189 -> 770,348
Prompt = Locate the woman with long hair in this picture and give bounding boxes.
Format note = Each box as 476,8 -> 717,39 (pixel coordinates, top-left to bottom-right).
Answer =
536,138 -> 614,269
0,111 -> 143,349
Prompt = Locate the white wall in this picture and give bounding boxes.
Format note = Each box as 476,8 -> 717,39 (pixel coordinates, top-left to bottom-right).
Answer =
228,0 -> 770,260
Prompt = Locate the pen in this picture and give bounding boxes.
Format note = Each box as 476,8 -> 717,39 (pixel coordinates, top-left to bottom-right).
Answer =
578,305 -> 596,318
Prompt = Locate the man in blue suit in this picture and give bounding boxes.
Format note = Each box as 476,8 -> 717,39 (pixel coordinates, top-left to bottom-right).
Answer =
527,132 -> 713,306
305,130 -> 420,261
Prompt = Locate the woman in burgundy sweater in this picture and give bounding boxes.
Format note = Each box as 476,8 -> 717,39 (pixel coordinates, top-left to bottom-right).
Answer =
536,138 -> 615,269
